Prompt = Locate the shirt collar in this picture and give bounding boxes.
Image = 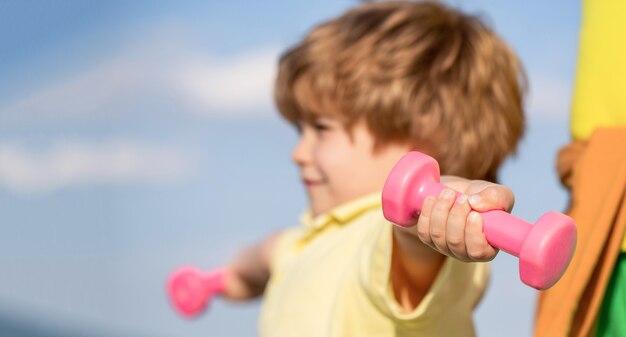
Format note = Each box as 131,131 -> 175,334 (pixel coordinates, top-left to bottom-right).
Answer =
301,193 -> 382,232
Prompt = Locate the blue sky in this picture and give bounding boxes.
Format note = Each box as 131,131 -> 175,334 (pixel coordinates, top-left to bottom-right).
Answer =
0,1 -> 580,336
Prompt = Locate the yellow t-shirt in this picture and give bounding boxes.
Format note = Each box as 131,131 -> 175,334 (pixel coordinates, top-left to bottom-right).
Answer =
569,0 -> 626,251
259,193 -> 489,337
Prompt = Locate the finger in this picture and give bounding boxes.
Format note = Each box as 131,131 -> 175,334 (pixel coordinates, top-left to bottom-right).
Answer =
429,188 -> 456,254
416,196 -> 436,247
464,211 -> 498,261
446,194 -> 471,261
468,185 -> 515,213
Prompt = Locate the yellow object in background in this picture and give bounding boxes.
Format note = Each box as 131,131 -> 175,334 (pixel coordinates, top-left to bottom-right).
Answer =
571,0 -> 626,141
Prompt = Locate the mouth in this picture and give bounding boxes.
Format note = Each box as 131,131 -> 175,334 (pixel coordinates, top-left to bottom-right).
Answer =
302,178 -> 323,187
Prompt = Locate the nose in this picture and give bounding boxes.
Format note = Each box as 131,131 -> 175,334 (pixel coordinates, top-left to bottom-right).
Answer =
291,128 -> 313,167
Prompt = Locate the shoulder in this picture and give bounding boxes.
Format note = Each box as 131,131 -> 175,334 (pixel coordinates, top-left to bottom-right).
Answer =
360,215 -> 489,325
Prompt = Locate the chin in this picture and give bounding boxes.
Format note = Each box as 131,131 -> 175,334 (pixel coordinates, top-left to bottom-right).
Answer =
310,203 -> 332,217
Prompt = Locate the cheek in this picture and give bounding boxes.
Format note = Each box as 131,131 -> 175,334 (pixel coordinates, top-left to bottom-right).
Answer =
314,142 -> 351,177
316,144 -> 374,194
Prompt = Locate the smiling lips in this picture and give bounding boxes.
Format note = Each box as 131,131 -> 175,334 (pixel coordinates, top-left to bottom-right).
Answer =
302,178 -> 323,187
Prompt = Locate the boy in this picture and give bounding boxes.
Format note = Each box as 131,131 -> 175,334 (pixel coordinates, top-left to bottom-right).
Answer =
222,1 -> 524,336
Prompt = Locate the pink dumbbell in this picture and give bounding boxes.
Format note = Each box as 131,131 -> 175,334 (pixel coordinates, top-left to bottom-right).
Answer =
167,266 -> 227,317
382,151 -> 577,290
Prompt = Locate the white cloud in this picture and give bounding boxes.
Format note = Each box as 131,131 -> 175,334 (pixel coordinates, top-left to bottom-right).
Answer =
177,48 -> 278,114
0,141 -> 195,195
526,73 -> 573,123
0,24 -> 280,120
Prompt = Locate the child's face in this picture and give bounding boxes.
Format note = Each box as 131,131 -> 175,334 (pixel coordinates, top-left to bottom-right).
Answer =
292,117 -> 410,216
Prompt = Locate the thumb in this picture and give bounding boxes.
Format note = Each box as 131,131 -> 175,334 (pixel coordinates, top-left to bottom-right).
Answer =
468,185 -> 515,213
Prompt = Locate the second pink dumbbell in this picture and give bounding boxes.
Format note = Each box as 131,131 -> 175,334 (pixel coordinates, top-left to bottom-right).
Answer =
382,151 -> 577,290
167,266 -> 227,317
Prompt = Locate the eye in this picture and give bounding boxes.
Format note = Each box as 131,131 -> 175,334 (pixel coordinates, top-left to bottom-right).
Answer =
312,118 -> 335,134
313,121 -> 329,132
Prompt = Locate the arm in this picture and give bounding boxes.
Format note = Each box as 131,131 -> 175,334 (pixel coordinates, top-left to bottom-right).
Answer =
223,231 -> 282,301
168,231 -> 282,317
390,177 -> 515,312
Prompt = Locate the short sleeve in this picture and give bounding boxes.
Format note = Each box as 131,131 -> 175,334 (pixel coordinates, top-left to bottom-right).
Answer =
358,217 -> 489,334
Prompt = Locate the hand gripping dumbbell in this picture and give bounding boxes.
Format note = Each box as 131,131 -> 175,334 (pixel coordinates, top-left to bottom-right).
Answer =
167,266 -> 227,317
381,151 -> 577,290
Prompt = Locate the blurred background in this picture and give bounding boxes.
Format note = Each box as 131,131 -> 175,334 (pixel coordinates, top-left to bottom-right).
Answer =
0,1 -> 579,336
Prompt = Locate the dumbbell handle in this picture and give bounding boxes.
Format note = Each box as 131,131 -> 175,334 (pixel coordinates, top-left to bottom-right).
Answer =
417,179 -> 533,256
